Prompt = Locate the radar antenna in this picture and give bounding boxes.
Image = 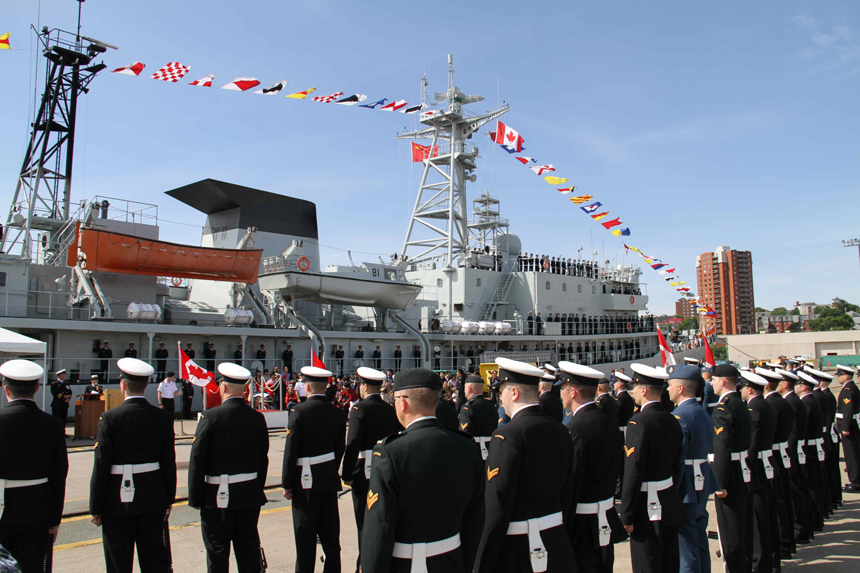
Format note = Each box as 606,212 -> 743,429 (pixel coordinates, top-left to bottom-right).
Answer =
1,20 -> 114,262
397,55 -> 508,268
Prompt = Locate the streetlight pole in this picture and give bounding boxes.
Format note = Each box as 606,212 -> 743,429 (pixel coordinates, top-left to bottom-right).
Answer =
843,238 -> 860,271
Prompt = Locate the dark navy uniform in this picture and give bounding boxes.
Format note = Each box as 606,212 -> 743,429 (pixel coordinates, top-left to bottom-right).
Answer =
810,368 -> 840,510
436,398 -> 458,431
459,390 -> 499,461
836,366 -> 860,491
560,362 -> 627,573
538,389 -> 564,423
798,373 -> 826,531
615,387 -> 635,439
620,365 -> 683,573
361,369 -> 484,573
189,363 -> 269,573
669,363 -> 718,573
342,368 -> 401,573
595,390 -> 619,426
155,345 -> 168,382
784,385 -> 812,542
0,361 -> 69,573
50,371 -> 72,426
764,376 -> 796,558
710,380 -> 753,573
476,358 -> 574,573
282,367 -> 346,573
282,347 -> 294,375
89,358 -> 176,573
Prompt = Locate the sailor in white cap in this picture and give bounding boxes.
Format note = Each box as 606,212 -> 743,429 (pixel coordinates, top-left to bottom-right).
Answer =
739,369 -> 778,572
757,366 -> 796,562
539,367 -> 564,423
341,366 -> 401,571
613,371 -> 636,439
796,370 -> 828,532
474,357 -> 575,573
50,367 -> 72,429
89,357 -> 177,573
776,367 -> 814,545
557,362 -> 628,571
807,367 -> 839,513
618,363 -> 683,573
188,362 -> 269,571
835,365 -> 860,492
87,373 -> 104,396
0,360 -> 68,572
282,366 -> 346,573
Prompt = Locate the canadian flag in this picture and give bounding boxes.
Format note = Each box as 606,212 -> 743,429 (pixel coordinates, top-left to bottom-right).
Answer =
703,333 -> 716,369
179,347 -> 221,408
656,328 -> 677,367
311,350 -> 326,370
494,120 -> 525,153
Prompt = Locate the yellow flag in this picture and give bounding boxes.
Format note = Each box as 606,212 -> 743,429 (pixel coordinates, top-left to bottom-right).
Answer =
670,281 -> 686,286
569,195 -> 593,204
543,176 -> 568,185
286,87 -> 316,99
0,33 -> 10,50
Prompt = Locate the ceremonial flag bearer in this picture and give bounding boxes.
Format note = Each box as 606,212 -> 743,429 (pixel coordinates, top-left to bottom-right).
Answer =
667,364 -> 718,573
709,363 -> 753,573
620,363 -> 683,573
89,357 -> 177,573
0,360 -> 69,573
558,361 -> 627,573
836,365 -> 860,492
458,375 -> 499,461
475,357 -> 575,573
341,366 -> 401,573
188,362 -> 269,572
282,366 -> 346,573
360,368 -> 484,572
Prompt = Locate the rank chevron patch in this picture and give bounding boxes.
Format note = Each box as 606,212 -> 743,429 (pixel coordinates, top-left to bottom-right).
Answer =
487,467 -> 500,482
367,490 -> 379,510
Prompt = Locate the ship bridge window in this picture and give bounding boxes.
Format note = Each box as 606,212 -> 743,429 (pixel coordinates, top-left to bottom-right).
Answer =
385,269 -> 397,281
477,278 -> 481,287
0,272 -> 5,288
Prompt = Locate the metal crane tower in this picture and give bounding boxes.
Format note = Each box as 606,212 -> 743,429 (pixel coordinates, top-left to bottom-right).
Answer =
396,55 -> 508,269
1,26 -> 114,262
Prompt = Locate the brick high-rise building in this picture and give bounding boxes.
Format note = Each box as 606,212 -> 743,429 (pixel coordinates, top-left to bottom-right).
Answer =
695,245 -> 755,335
675,298 -> 695,319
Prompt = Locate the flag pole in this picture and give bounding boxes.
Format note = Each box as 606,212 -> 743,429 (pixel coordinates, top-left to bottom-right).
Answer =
176,341 -> 187,435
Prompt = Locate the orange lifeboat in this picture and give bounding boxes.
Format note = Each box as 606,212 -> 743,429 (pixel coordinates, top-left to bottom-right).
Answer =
67,224 -> 263,283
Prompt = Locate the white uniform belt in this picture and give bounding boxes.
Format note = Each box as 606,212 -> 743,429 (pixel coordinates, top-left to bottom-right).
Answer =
506,511 -> 564,573
796,441 -> 807,465
772,441 -> 791,469
204,473 -> 258,509
836,413 -> 843,419
0,478 -> 49,521
296,452 -> 335,490
109,463 -> 160,503
619,426 -> 628,440
831,422 -> 840,443
639,477 -> 673,522
707,402 -> 720,408
392,533 -> 460,573
684,459 -> 707,491
357,450 -> 374,479
575,496 -> 615,547
757,450 -> 775,480
474,436 -> 491,461
806,438 -> 825,462
731,451 -> 752,482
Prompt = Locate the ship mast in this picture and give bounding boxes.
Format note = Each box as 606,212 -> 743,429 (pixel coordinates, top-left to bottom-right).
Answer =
396,55 -> 508,269
1,20 -> 114,262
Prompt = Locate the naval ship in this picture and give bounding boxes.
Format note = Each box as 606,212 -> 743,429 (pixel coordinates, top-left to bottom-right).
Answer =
0,30 -> 702,418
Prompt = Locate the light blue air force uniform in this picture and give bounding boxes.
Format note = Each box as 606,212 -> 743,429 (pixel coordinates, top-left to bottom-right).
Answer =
675,397 -> 719,573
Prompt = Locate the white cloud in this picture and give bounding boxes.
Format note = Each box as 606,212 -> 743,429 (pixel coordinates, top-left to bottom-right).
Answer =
792,13 -> 860,75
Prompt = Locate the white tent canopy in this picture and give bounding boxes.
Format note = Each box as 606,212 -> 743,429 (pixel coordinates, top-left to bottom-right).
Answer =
0,327 -> 47,355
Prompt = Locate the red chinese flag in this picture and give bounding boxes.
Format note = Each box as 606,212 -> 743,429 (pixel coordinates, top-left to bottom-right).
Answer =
411,142 -> 438,162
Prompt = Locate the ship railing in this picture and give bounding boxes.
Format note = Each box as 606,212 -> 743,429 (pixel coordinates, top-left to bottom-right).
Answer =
88,196 -> 159,226
261,255 -> 316,274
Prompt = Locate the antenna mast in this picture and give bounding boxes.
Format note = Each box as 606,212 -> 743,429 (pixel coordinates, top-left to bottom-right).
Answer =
397,55 -> 509,268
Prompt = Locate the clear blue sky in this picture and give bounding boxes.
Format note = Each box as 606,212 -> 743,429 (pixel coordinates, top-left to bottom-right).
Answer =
2,0 -> 859,315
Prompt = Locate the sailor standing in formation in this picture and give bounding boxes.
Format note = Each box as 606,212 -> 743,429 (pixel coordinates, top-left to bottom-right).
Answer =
89,357 -> 177,573
282,366 -> 346,573
458,374 -> 499,462
836,365 -> 860,492
360,368 -> 484,573
341,367 -> 401,572
475,357 -> 574,573
0,360 -> 69,573
188,362 -> 269,572
558,362 -> 627,572
619,363 -> 683,573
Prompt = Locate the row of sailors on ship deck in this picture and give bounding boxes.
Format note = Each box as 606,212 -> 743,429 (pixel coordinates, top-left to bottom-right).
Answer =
517,254 -> 609,277
527,312 -> 655,335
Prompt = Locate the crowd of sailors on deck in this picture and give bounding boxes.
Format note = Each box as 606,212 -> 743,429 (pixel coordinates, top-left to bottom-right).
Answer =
527,311 -> 655,335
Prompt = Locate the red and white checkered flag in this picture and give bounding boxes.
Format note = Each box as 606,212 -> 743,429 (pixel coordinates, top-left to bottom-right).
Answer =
311,91 -> 343,103
150,62 -> 191,82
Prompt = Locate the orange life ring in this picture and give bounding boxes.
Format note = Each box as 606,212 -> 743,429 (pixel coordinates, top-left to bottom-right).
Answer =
297,256 -> 311,272
626,323 -> 633,333
600,268 -> 606,278
542,259 -> 549,271
171,277 -> 182,287
629,295 -> 635,304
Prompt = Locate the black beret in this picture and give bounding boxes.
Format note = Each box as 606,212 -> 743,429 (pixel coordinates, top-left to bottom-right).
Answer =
394,368 -> 443,392
465,375 -> 484,385
712,364 -> 740,378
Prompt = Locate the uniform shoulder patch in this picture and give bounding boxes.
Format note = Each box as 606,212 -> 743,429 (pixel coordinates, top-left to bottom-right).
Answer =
633,406 -> 639,413
352,406 -> 359,411
373,452 -> 382,457
493,434 -> 505,440
487,467 -> 500,482
367,490 -> 379,510
748,408 -> 754,412
674,415 -> 681,420
715,427 -> 724,435
460,422 -> 469,430
285,429 -> 291,436
628,421 -> 637,426
845,398 -> 852,404
191,437 -> 196,444
463,407 -> 469,411
717,407 -> 725,411
625,446 -> 636,457
94,441 -> 98,448
498,418 -> 504,424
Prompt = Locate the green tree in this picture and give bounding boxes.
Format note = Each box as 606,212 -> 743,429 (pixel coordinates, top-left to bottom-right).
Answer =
755,307 -> 768,313
678,317 -> 699,331
831,298 -> 860,314
808,305 -> 855,331
789,308 -> 800,316
713,345 -> 727,360
771,307 -> 788,316
788,321 -> 803,332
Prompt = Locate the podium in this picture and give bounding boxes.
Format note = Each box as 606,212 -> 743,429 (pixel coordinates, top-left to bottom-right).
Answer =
74,394 -> 106,440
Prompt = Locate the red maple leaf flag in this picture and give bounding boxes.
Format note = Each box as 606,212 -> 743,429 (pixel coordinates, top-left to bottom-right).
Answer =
656,328 -> 677,367
703,333 -> 716,369
311,350 -> 326,370
180,348 -> 215,388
